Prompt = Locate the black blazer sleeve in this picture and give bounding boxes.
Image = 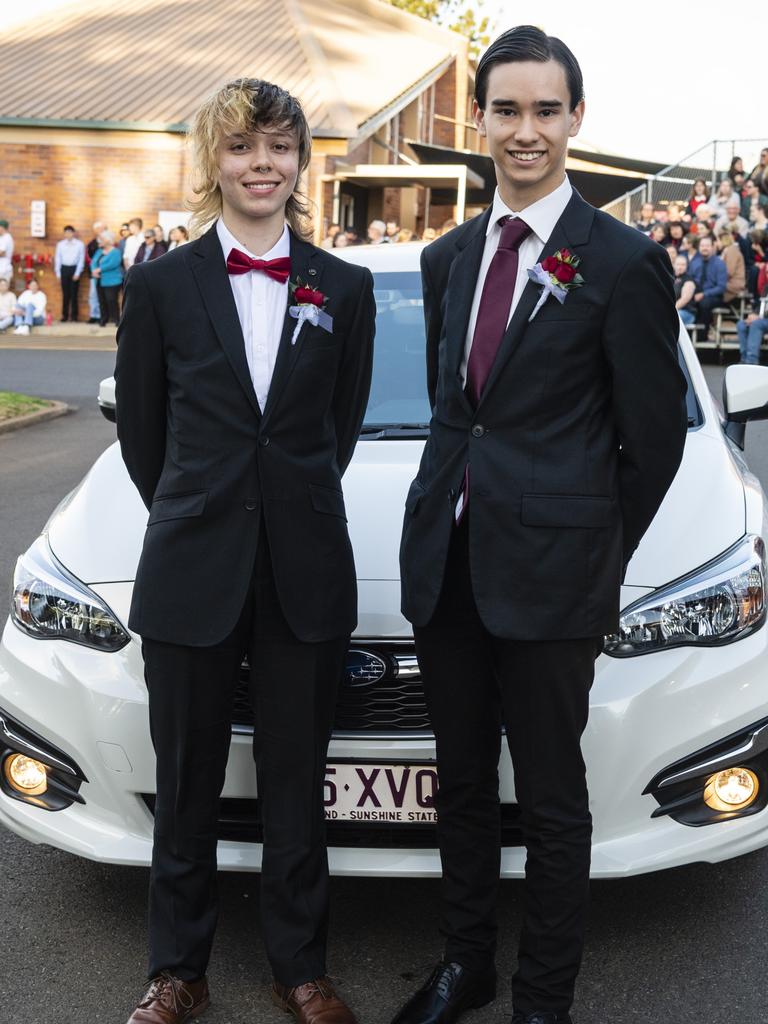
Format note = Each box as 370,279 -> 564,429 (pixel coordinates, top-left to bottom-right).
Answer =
420,246 -> 443,412
333,266 -> 375,475
114,265 -> 167,509
602,242 -> 688,565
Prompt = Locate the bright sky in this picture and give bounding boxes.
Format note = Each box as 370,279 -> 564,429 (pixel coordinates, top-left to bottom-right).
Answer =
6,0 -> 766,166
485,0 -> 766,165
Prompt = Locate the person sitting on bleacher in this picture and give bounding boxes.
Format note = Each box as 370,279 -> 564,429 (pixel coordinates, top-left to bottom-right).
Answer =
673,254 -> 697,326
716,231 -> 746,303
708,178 -> 739,217
689,236 -> 727,332
736,281 -> 768,364
715,200 -> 749,240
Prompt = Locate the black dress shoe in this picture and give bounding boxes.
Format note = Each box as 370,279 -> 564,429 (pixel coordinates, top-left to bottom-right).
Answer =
511,1012 -> 572,1024
391,961 -> 496,1024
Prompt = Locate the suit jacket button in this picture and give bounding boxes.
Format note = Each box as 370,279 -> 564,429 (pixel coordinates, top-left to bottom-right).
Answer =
244,500 -> 258,511
259,436 -> 270,446
471,424 -> 486,438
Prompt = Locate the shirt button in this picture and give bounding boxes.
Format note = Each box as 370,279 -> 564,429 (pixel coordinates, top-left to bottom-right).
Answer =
471,424 -> 486,438
259,436 -> 270,447
244,500 -> 259,511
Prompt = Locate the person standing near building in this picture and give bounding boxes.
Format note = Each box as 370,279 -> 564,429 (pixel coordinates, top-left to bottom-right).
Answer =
86,221 -> 106,323
116,77 -> 375,1024
90,230 -> 123,326
0,219 -> 14,283
134,228 -> 167,263
54,225 -> 86,322
395,25 -> 688,1024
122,217 -> 144,270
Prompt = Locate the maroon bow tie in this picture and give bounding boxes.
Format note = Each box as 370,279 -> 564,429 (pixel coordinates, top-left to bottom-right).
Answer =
226,249 -> 291,283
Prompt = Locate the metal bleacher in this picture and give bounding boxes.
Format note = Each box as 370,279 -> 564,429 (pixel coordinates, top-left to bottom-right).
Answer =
601,138 -> 768,360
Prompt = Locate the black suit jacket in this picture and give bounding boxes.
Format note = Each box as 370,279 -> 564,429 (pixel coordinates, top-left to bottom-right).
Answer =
400,191 -> 688,641
115,224 -> 375,646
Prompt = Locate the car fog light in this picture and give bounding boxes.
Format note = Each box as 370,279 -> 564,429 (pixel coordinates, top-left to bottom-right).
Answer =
3,753 -> 49,796
703,767 -> 758,812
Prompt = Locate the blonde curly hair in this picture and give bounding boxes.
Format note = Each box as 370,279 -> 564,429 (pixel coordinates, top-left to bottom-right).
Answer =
187,78 -> 312,239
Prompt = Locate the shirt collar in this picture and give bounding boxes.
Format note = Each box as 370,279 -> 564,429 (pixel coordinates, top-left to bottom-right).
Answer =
216,218 -> 290,263
487,175 -> 573,244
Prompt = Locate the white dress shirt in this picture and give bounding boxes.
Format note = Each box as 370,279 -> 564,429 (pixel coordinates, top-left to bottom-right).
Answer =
460,175 -> 573,385
217,217 -> 290,412
122,232 -> 143,269
55,237 -> 86,275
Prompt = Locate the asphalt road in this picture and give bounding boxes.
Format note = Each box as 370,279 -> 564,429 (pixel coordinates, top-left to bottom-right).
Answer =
1,346 -> 767,1024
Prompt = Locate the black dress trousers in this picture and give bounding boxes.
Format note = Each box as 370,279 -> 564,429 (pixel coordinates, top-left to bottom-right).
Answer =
142,531 -> 348,986
60,264 -> 80,320
413,515 -> 601,1016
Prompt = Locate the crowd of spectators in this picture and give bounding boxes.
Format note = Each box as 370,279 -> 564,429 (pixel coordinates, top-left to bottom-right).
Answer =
0,216 -> 190,333
321,217 -> 457,249
635,147 -> 768,361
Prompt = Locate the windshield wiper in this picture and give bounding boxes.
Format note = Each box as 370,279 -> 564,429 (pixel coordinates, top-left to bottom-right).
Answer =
359,423 -> 430,439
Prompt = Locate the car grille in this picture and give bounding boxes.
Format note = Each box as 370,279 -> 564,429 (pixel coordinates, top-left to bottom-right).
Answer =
232,640 -> 431,734
141,795 -> 523,848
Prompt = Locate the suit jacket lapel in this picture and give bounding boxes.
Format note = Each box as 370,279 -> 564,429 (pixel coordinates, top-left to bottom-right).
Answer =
189,224 -> 262,417
479,191 -> 595,406
443,207 -> 492,416
261,232 -> 322,426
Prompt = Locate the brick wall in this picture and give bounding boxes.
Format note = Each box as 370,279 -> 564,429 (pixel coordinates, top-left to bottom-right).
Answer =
0,137 -> 191,321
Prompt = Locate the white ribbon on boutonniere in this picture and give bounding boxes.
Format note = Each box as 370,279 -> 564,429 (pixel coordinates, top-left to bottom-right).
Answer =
527,248 -> 584,322
288,277 -> 333,344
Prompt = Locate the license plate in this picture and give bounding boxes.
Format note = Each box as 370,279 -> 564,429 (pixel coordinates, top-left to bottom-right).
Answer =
324,763 -> 438,823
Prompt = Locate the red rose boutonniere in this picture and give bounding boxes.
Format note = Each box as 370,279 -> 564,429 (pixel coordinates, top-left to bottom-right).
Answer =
527,248 -> 584,321
288,276 -> 332,344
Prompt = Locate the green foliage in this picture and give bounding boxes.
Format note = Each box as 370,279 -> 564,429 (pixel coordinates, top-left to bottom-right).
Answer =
388,0 -> 491,61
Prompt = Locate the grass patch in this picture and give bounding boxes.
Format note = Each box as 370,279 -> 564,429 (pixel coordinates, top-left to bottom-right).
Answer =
0,391 -> 55,422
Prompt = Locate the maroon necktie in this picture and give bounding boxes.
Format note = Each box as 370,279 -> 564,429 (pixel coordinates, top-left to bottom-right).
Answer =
465,215 -> 532,403
226,248 -> 291,283
457,216 -> 532,523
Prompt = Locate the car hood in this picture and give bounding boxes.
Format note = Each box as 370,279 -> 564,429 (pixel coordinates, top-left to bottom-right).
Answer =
46,432 -> 745,593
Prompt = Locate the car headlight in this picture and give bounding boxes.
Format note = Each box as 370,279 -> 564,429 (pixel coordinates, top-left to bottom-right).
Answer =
605,534 -> 765,657
11,536 -> 129,652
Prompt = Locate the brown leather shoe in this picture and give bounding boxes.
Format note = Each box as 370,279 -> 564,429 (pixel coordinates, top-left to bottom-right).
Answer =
126,973 -> 210,1023
272,977 -> 358,1024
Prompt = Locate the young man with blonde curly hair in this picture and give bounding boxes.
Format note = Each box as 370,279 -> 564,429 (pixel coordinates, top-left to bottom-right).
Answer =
116,78 -> 375,1024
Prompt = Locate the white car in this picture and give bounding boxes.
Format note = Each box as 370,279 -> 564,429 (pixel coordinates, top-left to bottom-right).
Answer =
3,242 -> 768,879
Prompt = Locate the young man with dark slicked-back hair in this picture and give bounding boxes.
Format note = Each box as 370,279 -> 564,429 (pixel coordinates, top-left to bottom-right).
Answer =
116,78 -> 375,1024
394,26 -> 688,1024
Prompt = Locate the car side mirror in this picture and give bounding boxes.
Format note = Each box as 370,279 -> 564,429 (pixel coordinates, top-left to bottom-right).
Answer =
723,364 -> 768,448
98,376 -> 116,423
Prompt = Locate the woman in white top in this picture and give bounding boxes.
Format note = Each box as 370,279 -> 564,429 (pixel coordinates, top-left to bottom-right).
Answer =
13,278 -> 47,334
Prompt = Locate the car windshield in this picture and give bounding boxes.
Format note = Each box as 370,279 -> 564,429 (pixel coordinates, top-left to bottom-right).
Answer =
363,271 -> 430,432
359,268 -> 701,436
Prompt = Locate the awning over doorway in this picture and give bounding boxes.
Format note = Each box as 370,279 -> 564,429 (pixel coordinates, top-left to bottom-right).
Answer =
330,163 -> 485,224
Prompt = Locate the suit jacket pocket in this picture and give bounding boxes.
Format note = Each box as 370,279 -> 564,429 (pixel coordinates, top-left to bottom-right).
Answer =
309,483 -> 347,520
521,493 -> 616,528
148,489 -> 208,525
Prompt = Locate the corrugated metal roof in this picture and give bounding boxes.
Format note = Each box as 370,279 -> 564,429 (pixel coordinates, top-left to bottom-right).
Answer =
0,0 -> 463,136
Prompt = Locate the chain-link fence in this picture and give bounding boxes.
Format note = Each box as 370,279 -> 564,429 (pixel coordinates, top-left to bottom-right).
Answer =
601,139 -> 768,223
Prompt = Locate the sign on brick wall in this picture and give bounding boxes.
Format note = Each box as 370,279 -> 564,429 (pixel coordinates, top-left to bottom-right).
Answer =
30,200 -> 46,238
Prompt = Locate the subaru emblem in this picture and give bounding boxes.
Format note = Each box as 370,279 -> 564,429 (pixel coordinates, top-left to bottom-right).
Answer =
345,649 -> 388,688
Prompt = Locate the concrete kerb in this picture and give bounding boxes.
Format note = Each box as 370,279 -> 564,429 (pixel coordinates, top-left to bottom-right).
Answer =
0,401 -> 71,435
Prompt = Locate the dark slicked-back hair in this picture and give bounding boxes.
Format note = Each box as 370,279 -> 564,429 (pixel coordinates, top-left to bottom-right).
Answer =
475,25 -> 584,112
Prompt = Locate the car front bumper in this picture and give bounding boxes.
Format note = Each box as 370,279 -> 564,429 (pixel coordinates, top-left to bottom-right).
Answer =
2,615 -> 768,878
